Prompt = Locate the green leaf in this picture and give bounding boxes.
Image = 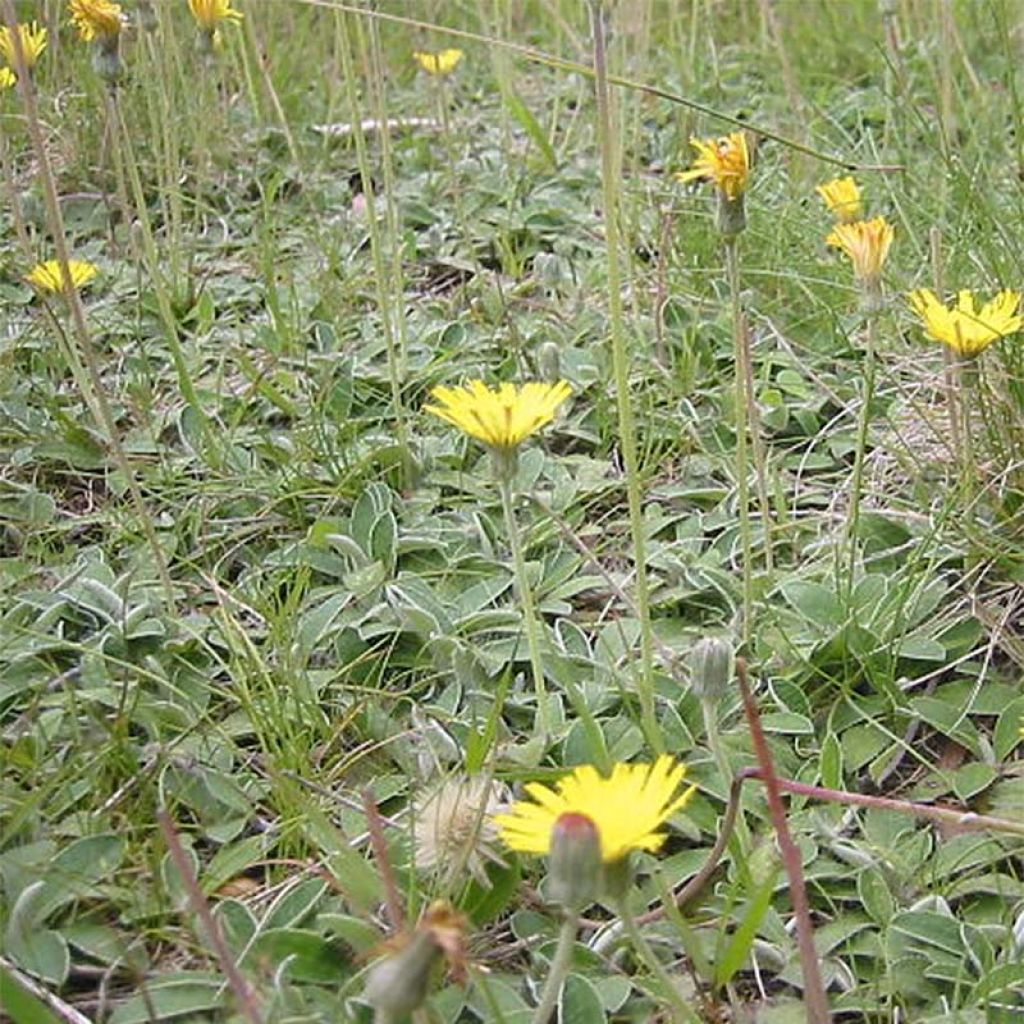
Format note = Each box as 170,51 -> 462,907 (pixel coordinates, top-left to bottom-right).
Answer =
714,866 -> 779,986
245,928 -> 350,983
951,762 -> 997,801
561,974 -> 606,1023
820,732 -> 843,789
0,965 -> 62,1024
857,868 -> 894,924
502,86 -> 557,170
263,877 -> 328,929
108,973 -> 227,1024
782,581 -> 844,629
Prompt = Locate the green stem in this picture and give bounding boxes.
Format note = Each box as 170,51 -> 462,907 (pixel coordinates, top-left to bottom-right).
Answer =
701,700 -> 751,853
590,0 -> 661,754
338,13 -> 410,487
618,902 -> 702,1023
844,311 -> 878,597
725,240 -> 754,650
499,474 -> 551,738
530,912 -> 579,1024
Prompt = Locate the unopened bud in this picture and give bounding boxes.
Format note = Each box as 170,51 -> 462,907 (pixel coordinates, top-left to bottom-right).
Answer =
537,341 -> 561,382
92,37 -> 123,85
549,811 -> 603,911
716,192 -> 746,240
689,636 -> 733,700
136,0 -> 158,31
363,930 -> 441,1017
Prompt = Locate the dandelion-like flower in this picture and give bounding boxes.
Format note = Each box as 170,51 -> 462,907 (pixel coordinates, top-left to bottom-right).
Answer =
413,48 -> 464,75
817,176 -> 862,223
0,67 -> 14,90
677,131 -> 751,201
188,0 -> 242,30
494,757 -> 696,865
414,776 -> 508,887
908,288 -> 1022,358
68,0 -> 123,42
0,22 -> 48,71
424,380 -> 572,453
826,216 -> 893,286
26,259 -> 99,294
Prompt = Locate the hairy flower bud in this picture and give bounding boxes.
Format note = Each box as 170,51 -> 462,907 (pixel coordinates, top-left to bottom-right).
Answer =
548,811 -> 603,911
362,930 -> 441,1017
689,636 -> 733,701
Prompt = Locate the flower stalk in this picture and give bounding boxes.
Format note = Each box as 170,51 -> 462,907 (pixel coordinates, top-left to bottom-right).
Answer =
590,0 -> 661,753
499,475 -> 552,738
530,912 -> 579,1024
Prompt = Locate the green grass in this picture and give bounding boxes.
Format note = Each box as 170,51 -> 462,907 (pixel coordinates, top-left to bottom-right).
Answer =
2,1 -> 1024,1021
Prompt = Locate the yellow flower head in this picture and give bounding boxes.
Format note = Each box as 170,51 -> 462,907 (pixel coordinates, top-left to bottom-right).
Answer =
494,757 -> 696,864
816,176 -> 862,223
677,131 -> 752,201
0,67 -> 14,90
68,0 -> 123,42
908,288 -> 1022,358
188,0 -> 243,30
413,48 -> 464,75
826,216 -> 893,284
0,22 -> 48,71
424,379 -> 572,452
26,259 -> 99,294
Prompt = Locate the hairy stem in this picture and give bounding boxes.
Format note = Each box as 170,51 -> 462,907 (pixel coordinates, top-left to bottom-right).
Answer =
590,0 -> 661,752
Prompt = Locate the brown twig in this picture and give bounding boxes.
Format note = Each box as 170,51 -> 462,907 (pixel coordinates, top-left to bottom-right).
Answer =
743,769 -> 1024,838
362,788 -> 406,933
737,659 -> 831,1024
156,811 -> 264,1024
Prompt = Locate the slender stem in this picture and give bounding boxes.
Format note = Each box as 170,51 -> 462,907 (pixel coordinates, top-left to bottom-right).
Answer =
3,1 -> 174,605
725,240 -> 754,650
337,13 -> 410,487
930,228 -> 962,468
618,902 -> 702,1024
530,912 -> 579,1024
590,0 -> 661,753
844,311 -> 878,597
499,475 -> 551,738
157,811 -> 264,1024
737,660 -> 831,1024
744,769 -> 1024,839
702,700 -> 751,852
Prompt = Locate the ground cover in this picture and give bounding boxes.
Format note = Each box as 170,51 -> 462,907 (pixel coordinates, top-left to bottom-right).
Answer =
1,1 -> 1024,1022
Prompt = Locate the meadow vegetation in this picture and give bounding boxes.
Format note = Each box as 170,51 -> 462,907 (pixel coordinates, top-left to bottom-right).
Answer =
2,1 -> 1024,1022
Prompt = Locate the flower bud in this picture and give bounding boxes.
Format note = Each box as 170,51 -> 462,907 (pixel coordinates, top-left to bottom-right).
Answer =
92,36 -> 123,85
689,636 -> 733,701
362,930 -> 441,1018
537,341 -> 561,382
136,0 -> 158,31
548,811 -> 603,911
716,192 -> 746,240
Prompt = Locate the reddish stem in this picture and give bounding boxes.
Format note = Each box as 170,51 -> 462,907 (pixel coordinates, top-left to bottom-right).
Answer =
737,659 -> 831,1024
363,788 -> 406,933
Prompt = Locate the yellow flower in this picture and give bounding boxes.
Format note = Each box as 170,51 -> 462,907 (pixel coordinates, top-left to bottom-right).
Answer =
494,757 -> 696,864
677,131 -> 752,200
68,0 -> 123,42
0,22 -> 48,71
816,176 -> 862,223
413,48 -> 464,75
908,288 -> 1022,358
826,216 -> 894,284
26,259 -> 99,294
424,380 -> 572,452
0,67 -> 14,90
188,0 -> 243,30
